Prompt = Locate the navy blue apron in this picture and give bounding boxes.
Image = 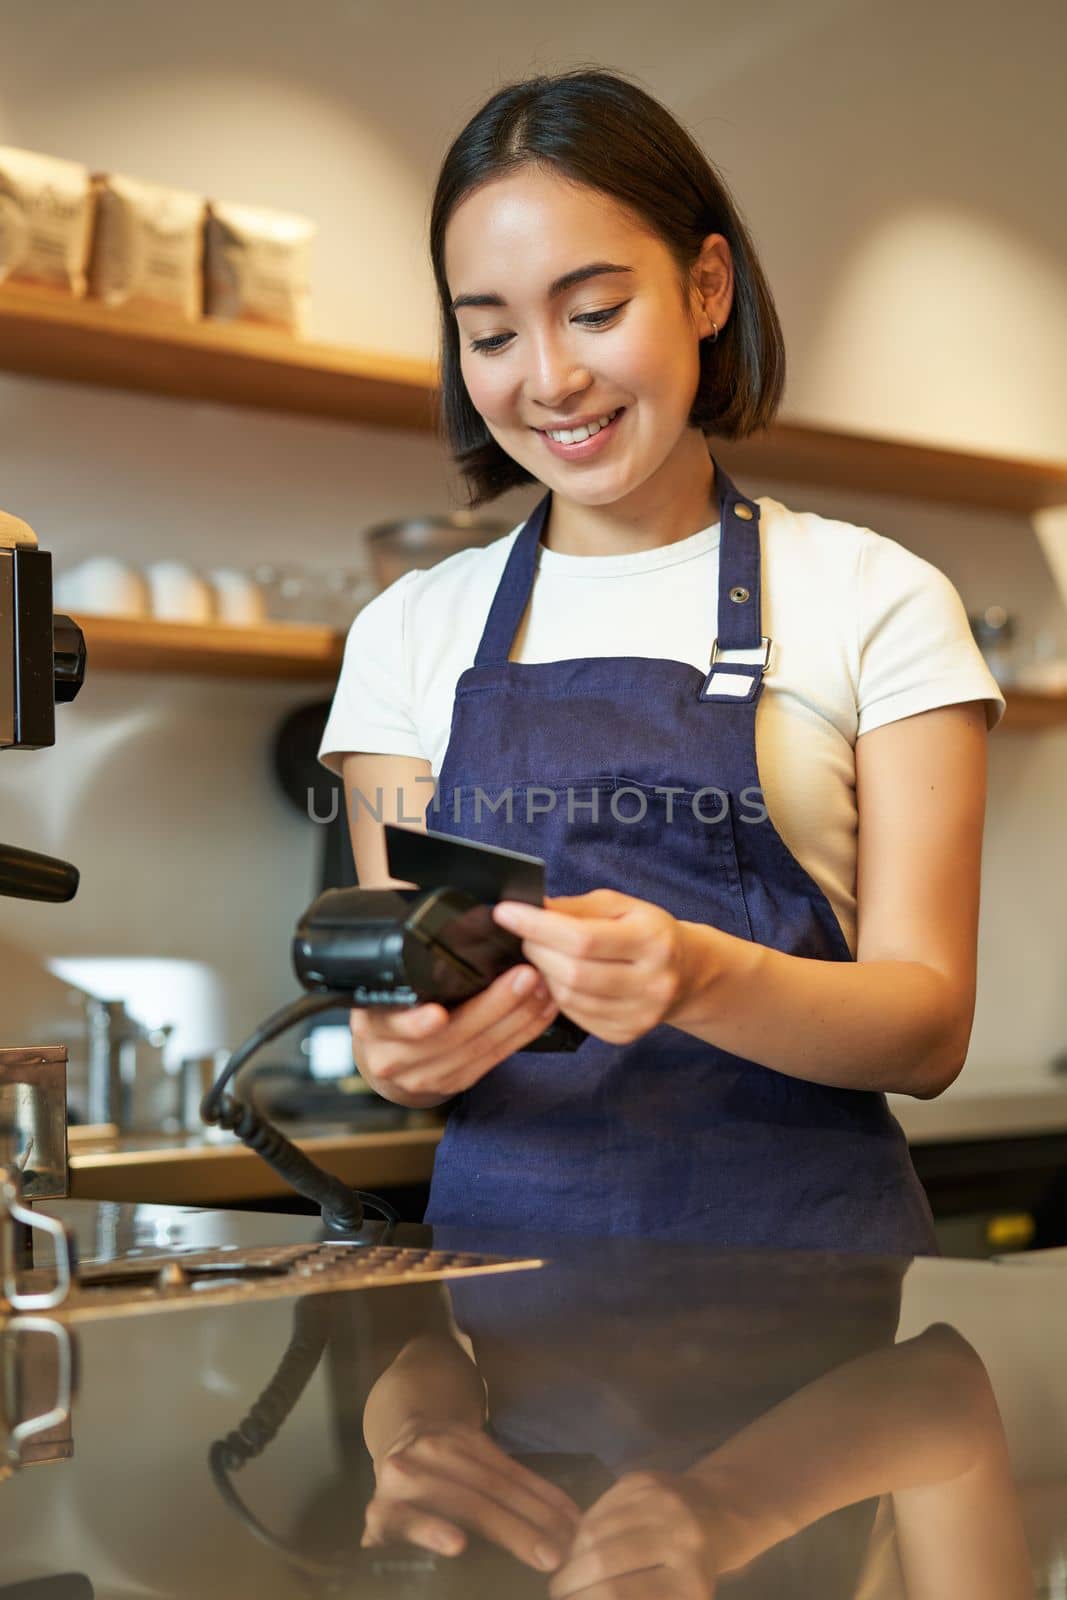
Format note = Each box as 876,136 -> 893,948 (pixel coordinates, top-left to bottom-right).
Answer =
422,457 -> 938,1255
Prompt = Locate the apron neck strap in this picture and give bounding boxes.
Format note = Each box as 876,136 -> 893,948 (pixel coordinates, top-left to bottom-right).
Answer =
472,455 -> 762,668
473,489 -> 550,668
715,460 -> 764,652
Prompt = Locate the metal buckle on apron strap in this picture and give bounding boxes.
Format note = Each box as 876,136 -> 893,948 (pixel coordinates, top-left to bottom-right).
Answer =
699,636 -> 773,702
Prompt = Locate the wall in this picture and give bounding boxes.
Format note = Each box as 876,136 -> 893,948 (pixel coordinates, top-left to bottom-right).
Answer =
1,0 -> 1065,1097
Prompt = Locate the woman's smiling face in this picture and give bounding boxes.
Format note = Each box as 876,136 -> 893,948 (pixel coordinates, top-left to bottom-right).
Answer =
445,165 -> 730,509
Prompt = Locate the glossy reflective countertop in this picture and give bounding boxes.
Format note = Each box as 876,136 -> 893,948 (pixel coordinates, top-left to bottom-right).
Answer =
1,1201 -> 1063,1597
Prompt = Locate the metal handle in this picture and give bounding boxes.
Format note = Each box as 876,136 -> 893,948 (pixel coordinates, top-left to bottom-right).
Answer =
0,1168 -> 73,1311
1,1316 -> 74,1477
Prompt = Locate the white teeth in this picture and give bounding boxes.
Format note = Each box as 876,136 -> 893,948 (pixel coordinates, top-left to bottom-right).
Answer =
544,408 -> 620,444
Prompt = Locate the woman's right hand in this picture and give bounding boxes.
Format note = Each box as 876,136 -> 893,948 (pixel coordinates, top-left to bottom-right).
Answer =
362,1417 -> 581,1572
349,964 -> 560,1106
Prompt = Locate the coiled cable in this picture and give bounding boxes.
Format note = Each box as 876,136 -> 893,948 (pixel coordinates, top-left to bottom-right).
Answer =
200,991 -> 399,1235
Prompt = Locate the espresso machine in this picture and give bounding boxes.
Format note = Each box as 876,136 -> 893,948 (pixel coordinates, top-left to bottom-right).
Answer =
1,507 -> 86,1273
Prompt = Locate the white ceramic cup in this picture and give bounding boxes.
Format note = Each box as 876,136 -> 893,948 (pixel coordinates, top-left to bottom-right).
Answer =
207,568 -> 267,625
53,557 -> 150,617
144,560 -> 215,623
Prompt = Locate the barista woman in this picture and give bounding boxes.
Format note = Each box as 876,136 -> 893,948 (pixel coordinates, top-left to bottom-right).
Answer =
319,68 -> 1005,1255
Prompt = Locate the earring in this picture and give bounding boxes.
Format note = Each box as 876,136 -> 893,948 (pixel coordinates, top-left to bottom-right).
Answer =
706,320 -> 719,343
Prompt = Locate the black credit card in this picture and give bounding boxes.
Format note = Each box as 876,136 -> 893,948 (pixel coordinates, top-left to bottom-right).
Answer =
384,823 -> 545,907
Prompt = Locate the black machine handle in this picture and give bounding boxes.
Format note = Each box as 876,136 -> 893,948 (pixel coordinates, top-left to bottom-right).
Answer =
0,843 -> 79,903
51,614 -> 87,705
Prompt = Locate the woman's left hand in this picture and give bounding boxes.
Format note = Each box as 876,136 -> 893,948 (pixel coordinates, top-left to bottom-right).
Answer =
546,1469 -> 720,1599
491,889 -> 702,1045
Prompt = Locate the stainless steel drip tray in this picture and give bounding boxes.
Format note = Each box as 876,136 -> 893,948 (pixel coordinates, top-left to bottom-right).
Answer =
14,1240 -> 545,1323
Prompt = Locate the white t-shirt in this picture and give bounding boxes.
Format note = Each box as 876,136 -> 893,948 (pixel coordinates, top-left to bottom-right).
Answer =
319,494 -> 1005,958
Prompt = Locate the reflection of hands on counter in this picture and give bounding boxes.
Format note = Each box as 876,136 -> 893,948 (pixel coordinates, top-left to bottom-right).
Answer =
362,1305 -> 1031,1599
361,1331 -> 581,1572
546,1324 -> 1031,1599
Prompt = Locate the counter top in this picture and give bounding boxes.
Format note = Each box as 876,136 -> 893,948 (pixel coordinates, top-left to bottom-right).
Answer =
1,1198 -> 1063,1596
66,1077 -> 1067,1209
890,1076 -> 1067,1143
68,1117 -> 444,1204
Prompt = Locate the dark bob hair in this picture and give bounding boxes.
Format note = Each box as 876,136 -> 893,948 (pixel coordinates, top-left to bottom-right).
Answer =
429,67 -> 786,508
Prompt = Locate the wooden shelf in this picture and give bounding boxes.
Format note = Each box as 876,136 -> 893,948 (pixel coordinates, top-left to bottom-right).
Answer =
2,282 -> 1066,511
71,617 -> 1067,728
718,426 -> 1067,516
75,614 -> 345,680
1000,689 -> 1067,731
0,281 -> 437,430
